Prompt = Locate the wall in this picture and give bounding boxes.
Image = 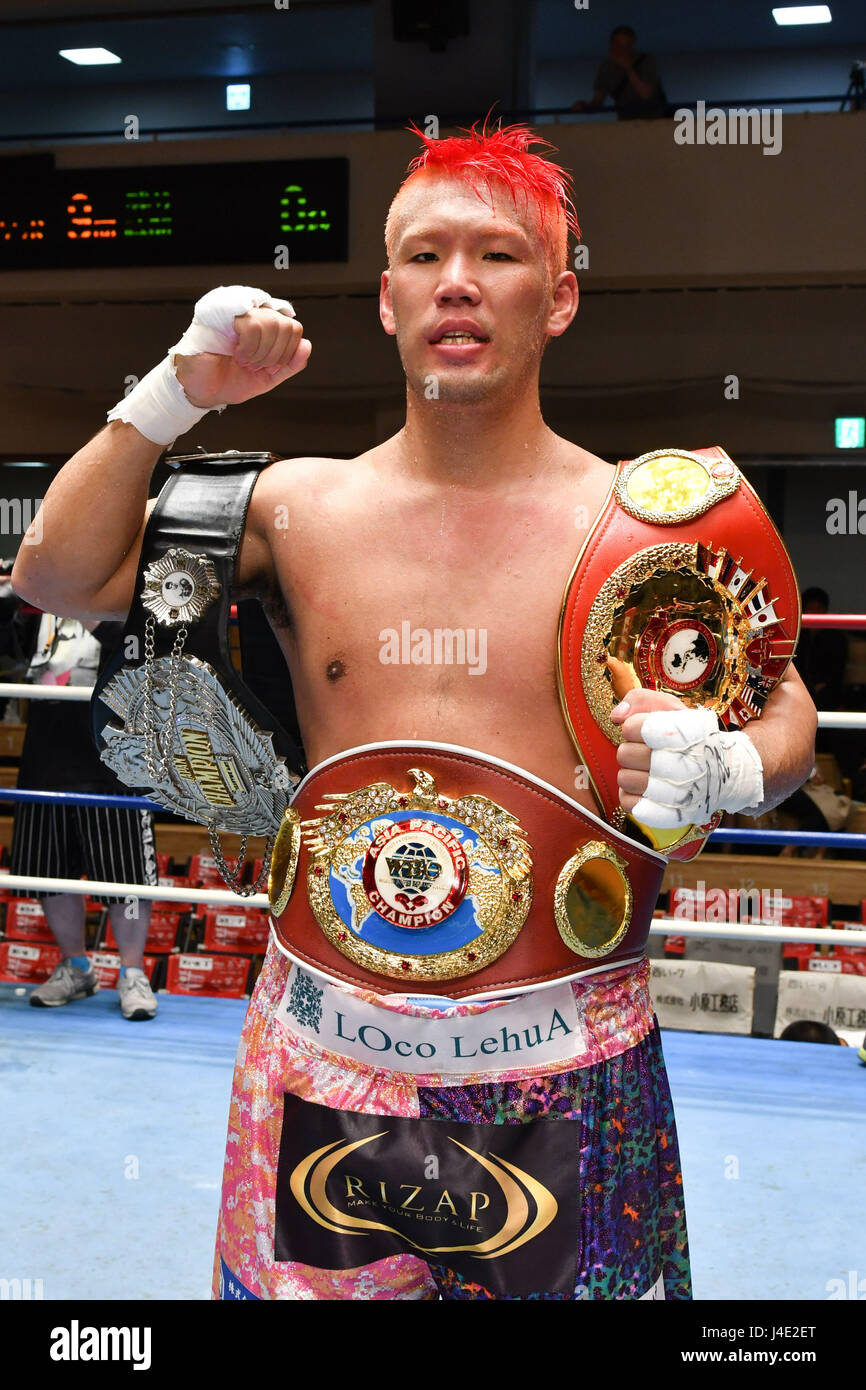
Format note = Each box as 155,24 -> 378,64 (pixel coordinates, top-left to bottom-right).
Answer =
0,115 -> 863,604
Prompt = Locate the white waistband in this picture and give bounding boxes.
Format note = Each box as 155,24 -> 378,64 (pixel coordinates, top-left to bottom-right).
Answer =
276,962 -> 589,1076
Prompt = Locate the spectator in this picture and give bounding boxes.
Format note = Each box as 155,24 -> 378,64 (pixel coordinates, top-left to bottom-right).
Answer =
780,1020 -> 842,1044
9,609 -> 159,1020
572,25 -> 667,121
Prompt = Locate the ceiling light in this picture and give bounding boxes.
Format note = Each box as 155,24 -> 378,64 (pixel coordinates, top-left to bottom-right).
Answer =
59,48 -> 122,65
226,83 -> 251,111
771,6 -> 832,24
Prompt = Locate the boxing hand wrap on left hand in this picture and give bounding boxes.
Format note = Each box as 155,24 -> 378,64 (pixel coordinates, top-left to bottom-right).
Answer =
629,707 -> 764,829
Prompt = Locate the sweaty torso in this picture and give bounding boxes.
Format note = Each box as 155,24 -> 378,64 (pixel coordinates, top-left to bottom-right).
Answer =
247,435 -> 616,815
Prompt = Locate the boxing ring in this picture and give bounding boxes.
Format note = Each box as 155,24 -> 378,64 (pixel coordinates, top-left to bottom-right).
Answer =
0,615 -> 864,1301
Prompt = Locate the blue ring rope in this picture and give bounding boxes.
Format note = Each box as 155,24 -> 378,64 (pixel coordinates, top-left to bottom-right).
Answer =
0,788 -> 161,811
0,788 -> 861,847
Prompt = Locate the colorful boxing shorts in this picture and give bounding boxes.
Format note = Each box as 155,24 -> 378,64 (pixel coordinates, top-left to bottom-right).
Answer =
212,939 -> 691,1300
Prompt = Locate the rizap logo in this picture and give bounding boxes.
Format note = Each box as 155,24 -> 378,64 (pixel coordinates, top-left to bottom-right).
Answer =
49,1321 -> 151,1370
290,1129 -> 557,1258
276,1096 -> 579,1296
674,100 -> 782,156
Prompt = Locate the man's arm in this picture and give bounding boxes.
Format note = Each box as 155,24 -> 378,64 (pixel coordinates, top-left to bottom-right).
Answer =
12,291 -> 309,621
12,421 -> 161,620
736,662 -> 817,815
572,89 -> 606,112
623,56 -> 657,104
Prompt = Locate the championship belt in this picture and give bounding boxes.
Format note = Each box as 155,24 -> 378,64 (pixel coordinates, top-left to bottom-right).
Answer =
91,451 -> 306,893
267,741 -> 666,998
557,447 -> 800,861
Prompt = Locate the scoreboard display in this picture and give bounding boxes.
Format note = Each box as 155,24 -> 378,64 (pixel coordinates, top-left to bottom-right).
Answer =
0,157 -> 349,269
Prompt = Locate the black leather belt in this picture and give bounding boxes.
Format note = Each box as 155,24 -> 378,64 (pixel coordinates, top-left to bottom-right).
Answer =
91,449 -> 306,892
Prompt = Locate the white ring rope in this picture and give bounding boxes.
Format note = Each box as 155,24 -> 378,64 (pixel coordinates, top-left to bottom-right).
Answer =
0,871 -> 268,910
1,684 -> 862,730
0,872 -> 863,946
0,684 -> 95,700
649,916 -> 866,947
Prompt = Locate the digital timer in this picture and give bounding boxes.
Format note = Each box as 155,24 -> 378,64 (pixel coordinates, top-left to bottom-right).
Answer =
0,157 -> 349,269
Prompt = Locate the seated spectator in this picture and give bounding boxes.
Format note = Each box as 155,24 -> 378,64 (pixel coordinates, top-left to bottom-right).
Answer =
572,25 -> 667,121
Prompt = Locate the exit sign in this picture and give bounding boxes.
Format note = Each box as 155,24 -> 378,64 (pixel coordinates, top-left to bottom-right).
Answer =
835,418 -> 865,448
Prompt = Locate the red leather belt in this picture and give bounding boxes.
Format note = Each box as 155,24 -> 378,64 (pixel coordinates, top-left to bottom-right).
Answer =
267,742 -> 666,999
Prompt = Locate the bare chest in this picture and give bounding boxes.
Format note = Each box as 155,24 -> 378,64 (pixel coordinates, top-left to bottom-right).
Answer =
274,494 -> 589,696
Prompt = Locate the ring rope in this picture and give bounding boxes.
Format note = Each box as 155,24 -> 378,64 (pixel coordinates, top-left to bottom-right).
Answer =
650,917 -> 866,946
2,683 -> 863,730
0,871 -> 863,947
0,787 -> 159,810
0,871 -> 269,910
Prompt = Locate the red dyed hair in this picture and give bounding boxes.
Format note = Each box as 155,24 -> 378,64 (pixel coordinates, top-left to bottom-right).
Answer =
385,119 -> 580,277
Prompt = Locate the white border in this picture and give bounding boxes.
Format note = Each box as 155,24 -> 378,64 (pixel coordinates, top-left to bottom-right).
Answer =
290,737 -> 666,865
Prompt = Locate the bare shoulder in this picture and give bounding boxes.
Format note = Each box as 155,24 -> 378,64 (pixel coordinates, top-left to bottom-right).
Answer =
247,450 -> 377,531
549,436 -> 617,502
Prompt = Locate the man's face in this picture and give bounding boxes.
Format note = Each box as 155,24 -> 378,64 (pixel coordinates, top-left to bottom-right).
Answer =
609,30 -> 635,64
380,176 -> 574,407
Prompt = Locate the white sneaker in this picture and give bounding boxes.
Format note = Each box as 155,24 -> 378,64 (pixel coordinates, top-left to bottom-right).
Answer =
117,967 -> 158,1021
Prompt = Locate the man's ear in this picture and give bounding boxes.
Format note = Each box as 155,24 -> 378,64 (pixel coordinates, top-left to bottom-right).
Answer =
546,270 -> 579,339
379,269 -> 396,336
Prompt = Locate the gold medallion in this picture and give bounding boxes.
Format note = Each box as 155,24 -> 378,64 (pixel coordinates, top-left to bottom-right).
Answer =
581,541 -> 788,739
554,841 -> 633,959
268,807 -> 301,917
301,768 -> 533,983
615,448 -> 739,525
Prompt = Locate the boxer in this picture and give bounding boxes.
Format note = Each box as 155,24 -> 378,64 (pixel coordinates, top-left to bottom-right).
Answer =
14,121 -> 817,1300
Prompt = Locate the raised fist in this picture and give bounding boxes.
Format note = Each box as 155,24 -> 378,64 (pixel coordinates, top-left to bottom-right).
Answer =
172,285 -> 312,408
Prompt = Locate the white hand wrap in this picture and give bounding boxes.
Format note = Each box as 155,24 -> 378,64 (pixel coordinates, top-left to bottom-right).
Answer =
629,706 -> 764,829
106,284 -> 295,448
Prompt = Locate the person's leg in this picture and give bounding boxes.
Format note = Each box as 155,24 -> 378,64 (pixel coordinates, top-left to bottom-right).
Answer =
25,807 -> 99,1006
29,891 -> 98,1006
421,1017 -> 691,1300
107,900 -> 153,968
79,804 -> 158,1019
42,892 -> 87,958
213,939 -> 438,1301
214,946 -> 688,1301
